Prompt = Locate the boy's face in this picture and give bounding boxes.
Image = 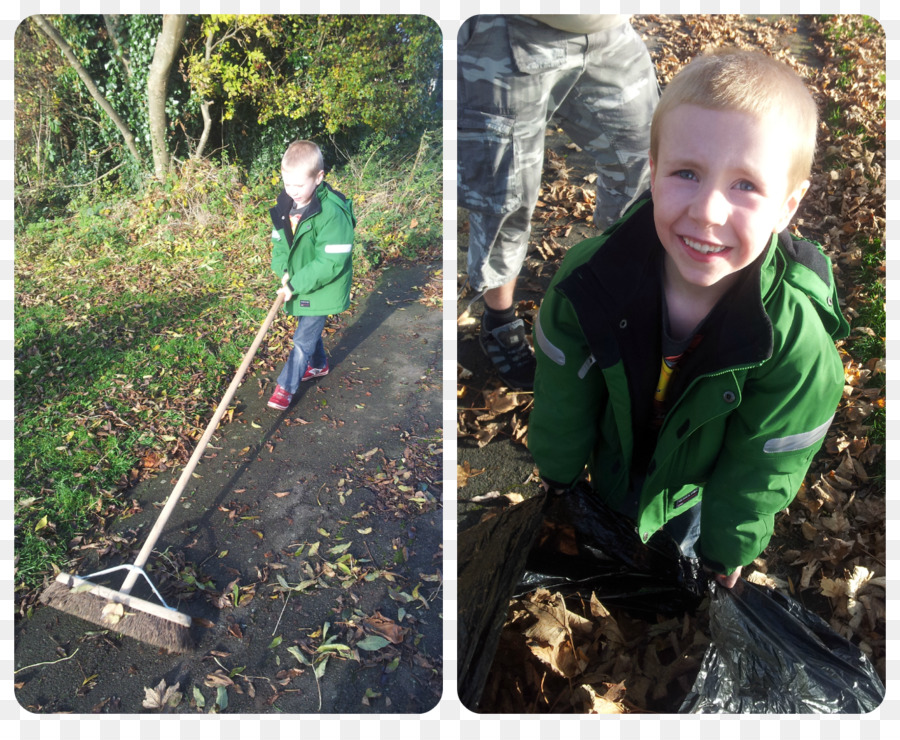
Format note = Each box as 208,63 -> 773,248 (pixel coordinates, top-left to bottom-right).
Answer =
649,104 -> 809,294
282,165 -> 324,207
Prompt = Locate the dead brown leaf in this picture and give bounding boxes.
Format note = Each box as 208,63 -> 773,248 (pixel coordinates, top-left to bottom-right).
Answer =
457,461 -> 484,488
203,670 -> 234,688
362,611 -> 407,644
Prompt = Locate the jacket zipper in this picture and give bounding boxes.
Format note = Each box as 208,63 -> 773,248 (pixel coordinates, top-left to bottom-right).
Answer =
577,354 -> 596,379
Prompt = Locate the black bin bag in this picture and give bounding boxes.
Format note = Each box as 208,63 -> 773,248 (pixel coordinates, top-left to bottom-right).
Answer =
514,484 -> 704,615
458,482 -> 884,713
458,483 -> 703,709
681,579 -> 885,713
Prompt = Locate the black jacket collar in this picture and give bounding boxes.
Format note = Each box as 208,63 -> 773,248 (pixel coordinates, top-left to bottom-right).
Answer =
270,187 -> 324,244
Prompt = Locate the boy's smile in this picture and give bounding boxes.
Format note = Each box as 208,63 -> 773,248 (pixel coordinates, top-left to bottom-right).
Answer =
649,104 -> 809,299
283,166 -> 324,208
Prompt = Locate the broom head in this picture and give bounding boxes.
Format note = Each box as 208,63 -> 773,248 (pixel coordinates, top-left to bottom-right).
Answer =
40,573 -> 194,653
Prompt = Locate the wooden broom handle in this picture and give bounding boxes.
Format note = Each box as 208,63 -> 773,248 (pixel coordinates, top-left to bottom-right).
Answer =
120,293 -> 285,595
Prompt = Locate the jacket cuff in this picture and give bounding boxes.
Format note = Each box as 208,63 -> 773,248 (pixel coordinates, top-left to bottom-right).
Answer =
694,540 -> 736,575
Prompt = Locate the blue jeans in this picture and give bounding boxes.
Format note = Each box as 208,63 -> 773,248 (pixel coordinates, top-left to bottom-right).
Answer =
662,503 -> 702,560
276,315 -> 327,394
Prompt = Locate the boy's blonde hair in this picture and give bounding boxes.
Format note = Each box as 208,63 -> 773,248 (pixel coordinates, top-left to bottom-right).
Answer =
650,47 -> 818,193
281,140 -> 325,176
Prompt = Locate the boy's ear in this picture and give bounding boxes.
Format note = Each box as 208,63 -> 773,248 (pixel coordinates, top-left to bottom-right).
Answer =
315,170 -> 325,186
648,156 -> 656,191
774,179 -> 810,233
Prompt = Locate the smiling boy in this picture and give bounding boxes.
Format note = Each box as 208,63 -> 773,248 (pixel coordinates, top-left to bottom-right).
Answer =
268,140 -> 355,411
528,48 -> 849,587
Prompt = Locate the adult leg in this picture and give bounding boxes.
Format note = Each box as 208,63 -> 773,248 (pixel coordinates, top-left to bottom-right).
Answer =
557,21 -> 658,231
458,15 -> 585,387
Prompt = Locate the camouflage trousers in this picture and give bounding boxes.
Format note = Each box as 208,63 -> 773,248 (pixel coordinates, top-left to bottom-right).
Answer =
458,15 -> 659,293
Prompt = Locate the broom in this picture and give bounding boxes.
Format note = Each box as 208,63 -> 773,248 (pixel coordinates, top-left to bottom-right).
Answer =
40,293 -> 286,652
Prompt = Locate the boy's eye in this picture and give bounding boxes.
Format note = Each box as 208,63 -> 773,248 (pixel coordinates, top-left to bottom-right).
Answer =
735,180 -> 756,192
675,170 -> 697,181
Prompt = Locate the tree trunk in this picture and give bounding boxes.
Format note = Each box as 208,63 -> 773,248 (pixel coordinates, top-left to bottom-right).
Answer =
103,15 -> 131,78
31,14 -> 142,164
192,28 -> 216,160
147,14 -> 188,179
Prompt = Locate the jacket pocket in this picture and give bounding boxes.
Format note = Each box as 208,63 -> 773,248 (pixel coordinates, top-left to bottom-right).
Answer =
457,110 -> 521,214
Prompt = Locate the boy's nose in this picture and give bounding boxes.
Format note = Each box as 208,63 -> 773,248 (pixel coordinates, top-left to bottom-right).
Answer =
689,186 -> 729,226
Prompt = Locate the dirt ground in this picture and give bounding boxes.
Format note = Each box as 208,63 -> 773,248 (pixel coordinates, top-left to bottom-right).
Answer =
14,260 -> 443,715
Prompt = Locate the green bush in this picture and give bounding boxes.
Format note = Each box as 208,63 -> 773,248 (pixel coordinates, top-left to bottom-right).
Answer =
332,130 -> 442,270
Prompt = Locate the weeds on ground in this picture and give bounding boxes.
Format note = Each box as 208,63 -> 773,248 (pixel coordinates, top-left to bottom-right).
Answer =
813,15 -> 886,457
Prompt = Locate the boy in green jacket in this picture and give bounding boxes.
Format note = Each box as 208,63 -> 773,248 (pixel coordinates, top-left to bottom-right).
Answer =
267,140 -> 355,411
529,48 -> 849,588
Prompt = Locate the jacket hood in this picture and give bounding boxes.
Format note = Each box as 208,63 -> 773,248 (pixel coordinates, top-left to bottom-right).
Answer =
316,182 -> 356,226
767,230 -> 850,341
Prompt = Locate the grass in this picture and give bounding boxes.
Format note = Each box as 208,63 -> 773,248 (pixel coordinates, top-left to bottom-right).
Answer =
331,130 -> 442,273
14,133 -> 442,594
845,237 -> 886,459
848,239 -> 886,359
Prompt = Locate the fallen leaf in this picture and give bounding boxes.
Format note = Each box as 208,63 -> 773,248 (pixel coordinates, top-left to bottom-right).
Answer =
216,685 -> 228,711
457,461 -> 485,488
362,612 -> 407,644
204,671 -> 234,688
142,678 -> 183,710
356,635 -> 390,651
192,686 -> 206,708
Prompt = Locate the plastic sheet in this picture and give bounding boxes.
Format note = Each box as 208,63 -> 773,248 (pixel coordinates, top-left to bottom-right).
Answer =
458,483 -> 702,709
681,579 -> 885,713
457,494 -> 547,710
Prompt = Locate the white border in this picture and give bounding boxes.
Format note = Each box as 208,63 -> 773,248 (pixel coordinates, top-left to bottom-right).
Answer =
4,1 -> 897,737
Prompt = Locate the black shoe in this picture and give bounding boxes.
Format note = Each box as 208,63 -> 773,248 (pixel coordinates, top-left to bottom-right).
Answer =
479,316 -> 536,390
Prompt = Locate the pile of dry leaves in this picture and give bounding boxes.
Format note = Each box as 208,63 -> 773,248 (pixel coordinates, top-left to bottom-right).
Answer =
481,589 -> 711,714
459,15 -> 885,712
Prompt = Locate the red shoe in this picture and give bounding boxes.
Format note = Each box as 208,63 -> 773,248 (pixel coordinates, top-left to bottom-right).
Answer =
302,361 -> 329,381
267,384 -> 293,410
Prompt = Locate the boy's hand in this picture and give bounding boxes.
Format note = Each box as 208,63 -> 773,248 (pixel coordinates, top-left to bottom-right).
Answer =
279,273 -> 293,301
714,566 -> 742,589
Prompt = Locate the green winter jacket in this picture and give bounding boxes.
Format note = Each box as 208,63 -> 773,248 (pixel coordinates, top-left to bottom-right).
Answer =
529,196 -> 849,574
270,182 -> 355,316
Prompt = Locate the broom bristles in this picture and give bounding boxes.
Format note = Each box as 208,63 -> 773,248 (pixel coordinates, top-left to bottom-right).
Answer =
40,575 -> 194,653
